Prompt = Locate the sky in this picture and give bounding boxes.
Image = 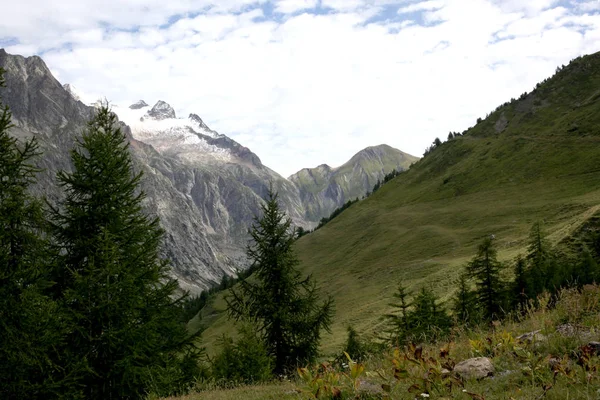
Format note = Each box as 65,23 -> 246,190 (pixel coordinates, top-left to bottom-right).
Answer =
2,0 -> 600,177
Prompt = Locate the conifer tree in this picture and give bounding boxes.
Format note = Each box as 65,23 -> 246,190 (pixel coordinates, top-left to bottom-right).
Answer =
410,287 -> 452,341
50,104 -> 200,399
511,255 -> 529,311
384,284 -> 412,344
525,222 -> 553,296
452,273 -> 477,325
467,237 -> 506,321
0,67 -> 73,399
226,187 -> 333,374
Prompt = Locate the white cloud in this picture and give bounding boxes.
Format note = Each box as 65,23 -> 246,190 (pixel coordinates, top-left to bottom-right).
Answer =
397,0 -> 444,14
274,0 -> 318,13
2,0 -> 600,176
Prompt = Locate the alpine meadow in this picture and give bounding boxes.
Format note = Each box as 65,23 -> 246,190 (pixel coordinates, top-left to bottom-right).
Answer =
3,7 -> 600,400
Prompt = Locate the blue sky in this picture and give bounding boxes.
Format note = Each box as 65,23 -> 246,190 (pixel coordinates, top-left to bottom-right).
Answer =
2,0 -> 600,176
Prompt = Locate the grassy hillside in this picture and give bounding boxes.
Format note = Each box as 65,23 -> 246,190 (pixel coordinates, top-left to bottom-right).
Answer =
198,52 -> 600,355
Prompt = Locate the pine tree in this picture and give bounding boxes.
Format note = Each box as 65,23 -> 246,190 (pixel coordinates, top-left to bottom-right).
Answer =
0,67 -> 74,399
384,284 -> 412,344
511,255 -> 529,312
226,187 -> 333,374
467,237 -> 506,321
50,104 -> 200,399
525,222 -> 553,296
452,272 -> 477,325
410,287 -> 452,342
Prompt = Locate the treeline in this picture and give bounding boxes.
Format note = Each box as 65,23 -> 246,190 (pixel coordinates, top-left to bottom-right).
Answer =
380,222 -> 600,346
0,68 -> 201,399
297,167 -> 404,238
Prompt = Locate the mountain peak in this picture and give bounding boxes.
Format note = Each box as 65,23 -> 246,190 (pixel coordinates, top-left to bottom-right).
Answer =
129,100 -> 148,109
189,113 -> 209,129
145,100 -> 175,120
63,84 -> 81,101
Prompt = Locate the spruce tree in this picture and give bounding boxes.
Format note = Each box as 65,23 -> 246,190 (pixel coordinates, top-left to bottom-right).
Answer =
410,287 -> 452,342
0,67 -> 73,399
466,237 -> 506,321
452,273 -> 477,325
384,284 -> 412,344
525,222 -> 553,296
50,104 -> 200,399
511,255 -> 529,311
226,187 -> 333,374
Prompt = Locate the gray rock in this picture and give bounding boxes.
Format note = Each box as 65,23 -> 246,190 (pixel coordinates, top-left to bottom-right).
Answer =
516,330 -> 547,344
454,357 -> 494,380
145,100 -> 176,120
129,100 -> 148,109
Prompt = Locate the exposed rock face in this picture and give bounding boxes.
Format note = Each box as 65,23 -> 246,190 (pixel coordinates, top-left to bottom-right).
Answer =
454,357 -> 495,380
144,100 -> 176,120
0,48 -> 419,293
129,100 -> 148,109
289,145 -> 418,220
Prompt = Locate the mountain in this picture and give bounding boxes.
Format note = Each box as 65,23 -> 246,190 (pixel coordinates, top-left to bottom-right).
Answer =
290,145 -> 418,220
0,48 -> 416,293
199,51 -> 600,352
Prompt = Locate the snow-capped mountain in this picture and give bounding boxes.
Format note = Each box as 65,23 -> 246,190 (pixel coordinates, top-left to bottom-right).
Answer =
0,48 -> 417,293
114,101 -> 231,164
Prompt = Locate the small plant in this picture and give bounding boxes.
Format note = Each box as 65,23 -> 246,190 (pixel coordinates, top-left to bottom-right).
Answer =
297,362 -> 342,399
381,344 -> 463,397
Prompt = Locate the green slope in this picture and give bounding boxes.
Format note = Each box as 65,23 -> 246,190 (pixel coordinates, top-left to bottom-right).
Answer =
199,52 -> 600,354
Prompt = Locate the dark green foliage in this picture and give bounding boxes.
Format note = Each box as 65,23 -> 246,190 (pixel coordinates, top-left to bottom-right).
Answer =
410,287 -> 452,341
452,273 -> 478,325
0,67 -> 74,399
315,198 -> 359,231
226,187 -> 334,374
511,255 -> 529,311
385,285 -> 451,344
573,248 -> 599,287
341,326 -> 368,362
466,237 -> 506,321
211,325 -> 273,384
384,284 -> 412,343
525,222 -> 554,297
49,104 -> 201,399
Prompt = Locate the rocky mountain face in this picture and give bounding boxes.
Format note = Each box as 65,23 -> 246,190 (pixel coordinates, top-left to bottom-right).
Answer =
290,145 -> 418,221
0,49 -> 418,293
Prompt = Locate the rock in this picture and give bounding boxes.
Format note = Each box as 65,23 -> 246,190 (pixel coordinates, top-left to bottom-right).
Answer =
129,100 -> 148,109
454,357 -> 495,380
516,330 -> 547,344
556,324 -> 592,338
588,341 -> 600,355
145,100 -> 176,120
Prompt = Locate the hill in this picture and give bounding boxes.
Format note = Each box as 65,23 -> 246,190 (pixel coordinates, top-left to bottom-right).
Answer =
289,144 -> 418,221
198,51 -> 600,353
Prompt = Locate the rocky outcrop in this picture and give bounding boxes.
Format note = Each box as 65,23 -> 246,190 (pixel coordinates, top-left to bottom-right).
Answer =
453,357 -> 495,380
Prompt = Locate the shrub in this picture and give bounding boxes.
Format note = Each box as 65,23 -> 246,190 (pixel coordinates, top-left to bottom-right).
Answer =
211,325 -> 273,385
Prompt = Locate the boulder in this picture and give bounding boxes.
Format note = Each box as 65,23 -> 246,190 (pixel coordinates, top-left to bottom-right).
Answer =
454,357 -> 495,380
516,330 -> 547,344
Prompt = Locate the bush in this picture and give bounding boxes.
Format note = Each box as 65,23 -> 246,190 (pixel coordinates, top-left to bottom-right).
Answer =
211,325 -> 273,384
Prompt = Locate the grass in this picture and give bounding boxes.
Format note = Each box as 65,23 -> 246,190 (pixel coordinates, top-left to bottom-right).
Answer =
172,285 -> 600,400
197,52 -> 600,357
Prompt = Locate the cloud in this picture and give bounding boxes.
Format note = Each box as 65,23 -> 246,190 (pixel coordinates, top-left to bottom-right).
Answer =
1,0 -> 600,177
274,0 -> 319,13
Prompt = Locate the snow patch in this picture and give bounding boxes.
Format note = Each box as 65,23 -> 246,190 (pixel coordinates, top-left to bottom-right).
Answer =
113,103 -> 231,163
